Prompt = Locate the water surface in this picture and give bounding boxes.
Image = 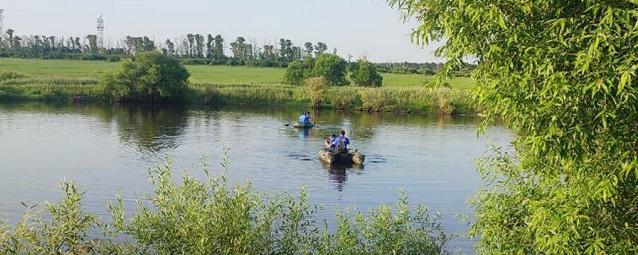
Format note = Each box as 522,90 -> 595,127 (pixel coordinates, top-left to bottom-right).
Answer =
0,103 -> 512,253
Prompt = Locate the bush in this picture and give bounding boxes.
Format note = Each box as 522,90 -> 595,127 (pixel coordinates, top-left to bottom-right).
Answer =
99,51 -> 190,102
351,60 -> 383,87
313,53 -> 349,86
0,159 -> 449,255
283,60 -> 309,85
306,77 -> 327,108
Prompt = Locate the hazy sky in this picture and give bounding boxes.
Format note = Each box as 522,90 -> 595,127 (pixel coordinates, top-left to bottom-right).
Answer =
1,0 -> 443,62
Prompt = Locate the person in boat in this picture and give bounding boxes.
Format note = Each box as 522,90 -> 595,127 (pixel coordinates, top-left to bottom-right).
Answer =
297,113 -> 306,125
325,134 -> 337,150
331,130 -> 350,154
303,112 -> 311,125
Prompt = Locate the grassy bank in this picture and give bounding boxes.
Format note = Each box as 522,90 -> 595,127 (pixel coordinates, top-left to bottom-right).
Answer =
0,58 -> 477,114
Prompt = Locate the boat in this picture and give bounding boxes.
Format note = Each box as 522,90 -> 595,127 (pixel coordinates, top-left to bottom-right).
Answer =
319,149 -> 365,165
292,122 -> 314,128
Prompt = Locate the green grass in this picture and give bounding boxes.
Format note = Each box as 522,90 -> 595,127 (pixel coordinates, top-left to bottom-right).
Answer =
0,58 -> 479,114
0,58 -> 473,88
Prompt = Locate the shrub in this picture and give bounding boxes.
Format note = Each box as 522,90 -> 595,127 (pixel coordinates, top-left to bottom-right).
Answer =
351,60 -> 383,87
99,51 -> 190,102
313,53 -> 349,86
0,159 -> 449,255
306,77 -> 327,108
283,60 -> 309,85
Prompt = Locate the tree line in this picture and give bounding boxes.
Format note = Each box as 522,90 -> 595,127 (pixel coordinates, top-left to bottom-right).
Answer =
0,29 -> 337,67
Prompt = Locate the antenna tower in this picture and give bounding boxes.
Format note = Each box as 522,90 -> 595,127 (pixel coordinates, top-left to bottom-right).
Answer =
97,14 -> 104,49
0,9 -> 4,36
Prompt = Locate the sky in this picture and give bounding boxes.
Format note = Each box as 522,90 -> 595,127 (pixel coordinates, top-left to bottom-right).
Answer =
1,0 -> 444,62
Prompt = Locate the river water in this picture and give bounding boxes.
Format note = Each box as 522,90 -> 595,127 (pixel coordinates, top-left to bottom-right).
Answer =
0,103 -> 512,253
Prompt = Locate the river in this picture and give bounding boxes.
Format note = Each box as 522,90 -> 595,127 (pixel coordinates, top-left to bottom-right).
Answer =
0,102 -> 512,254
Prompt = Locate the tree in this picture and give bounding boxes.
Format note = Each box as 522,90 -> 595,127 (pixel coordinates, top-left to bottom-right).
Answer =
6,29 -> 15,48
313,53 -> 349,86
351,59 -> 382,87
306,77 -> 327,108
283,60 -> 308,85
206,34 -> 214,58
86,34 -> 98,53
211,34 -> 225,63
165,39 -> 175,55
314,42 -> 327,55
390,0 -> 638,254
99,51 -> 190,102
186,34 -> 195,57
303,42 -> 314,58
194,34 -> 204,58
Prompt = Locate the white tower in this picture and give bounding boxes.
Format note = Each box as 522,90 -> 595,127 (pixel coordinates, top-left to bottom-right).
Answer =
97,14 -> 104,49
0,9 -> 4,36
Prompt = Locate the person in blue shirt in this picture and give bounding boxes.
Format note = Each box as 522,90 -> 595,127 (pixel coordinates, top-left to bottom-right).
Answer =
331,130 -> 350,153
324,134 -> 337,150
303,112 -> 311,124
298,113 -> 306,124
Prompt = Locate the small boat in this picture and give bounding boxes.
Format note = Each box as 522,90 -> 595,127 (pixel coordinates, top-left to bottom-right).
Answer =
292,122 -> 314,128
319,149 -> 365,165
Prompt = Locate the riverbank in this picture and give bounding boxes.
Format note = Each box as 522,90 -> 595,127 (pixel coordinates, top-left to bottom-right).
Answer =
0,58 -> 478,114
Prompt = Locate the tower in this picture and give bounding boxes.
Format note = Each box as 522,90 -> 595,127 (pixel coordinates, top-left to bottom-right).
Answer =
0,9 -> 4,36
96,14 -> 104,49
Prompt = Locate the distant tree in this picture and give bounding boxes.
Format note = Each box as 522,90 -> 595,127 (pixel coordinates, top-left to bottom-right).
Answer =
86,34 -> 98,53
278,38 -> 293,64
6,29 -> 15,48
260,44 -> 276,66
314,42 -> 327,55
230,37 -> 252,65
194,34 -> 204,58
312,53 -> 349,86
303,42 -> 313,58
206,34 -> 213,58
351,59 -> 383,87
211,34 -> 225,63
186,34 -> 195,57
100,51 -> 190,102
165,39 -> 175,55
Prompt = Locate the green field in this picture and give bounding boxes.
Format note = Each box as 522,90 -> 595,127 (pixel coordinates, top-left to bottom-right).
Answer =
0,58 -> 473,88
0,58 -> 477,114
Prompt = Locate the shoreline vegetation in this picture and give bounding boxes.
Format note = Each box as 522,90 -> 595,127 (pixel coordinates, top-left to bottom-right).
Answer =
0,58 -> 478,115
0,160 -> 449,254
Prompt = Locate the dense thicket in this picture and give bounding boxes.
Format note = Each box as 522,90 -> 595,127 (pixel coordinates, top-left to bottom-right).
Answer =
390,0 -> 638,253
0,162 -> 448,255
99,51 -> 190,102
351,59 -> 383,87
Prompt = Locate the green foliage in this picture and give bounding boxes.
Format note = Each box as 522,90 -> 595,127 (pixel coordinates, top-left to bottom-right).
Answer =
0,182 -> 112,254
390,0 -> 638,253
351,60 -> 383,87
306,77 -> 327,108
283,60 -> 310,85
99,51 -> 190,102
0,159 -> 449,255
313,53 -> 349,86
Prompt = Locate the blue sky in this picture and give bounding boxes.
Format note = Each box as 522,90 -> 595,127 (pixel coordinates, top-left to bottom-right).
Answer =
1,0 -> 443,62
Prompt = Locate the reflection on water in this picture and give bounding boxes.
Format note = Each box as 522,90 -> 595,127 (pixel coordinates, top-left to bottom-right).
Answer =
0,102 -> 512,254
